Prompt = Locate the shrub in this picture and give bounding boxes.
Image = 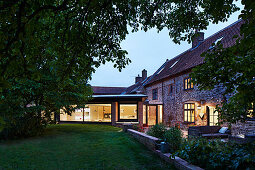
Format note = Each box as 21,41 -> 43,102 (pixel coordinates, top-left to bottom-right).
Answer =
146,124 -> 167,139
132,124 -> 144,133
175,138 -> 255,169
164,127 -> 183,152
0,113 -> 47,140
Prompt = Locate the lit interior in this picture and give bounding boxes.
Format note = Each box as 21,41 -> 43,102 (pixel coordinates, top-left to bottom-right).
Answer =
119,104 -> 137,120
209,107 -> 218,126
184,103 -> 195,122
148,106 -> 156,125
60,104 -> 111,122
143,105 -> 146,124
158,105 -> 163,123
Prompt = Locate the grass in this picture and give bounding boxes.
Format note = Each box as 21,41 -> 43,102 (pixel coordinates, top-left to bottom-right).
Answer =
0,124 -> 175,170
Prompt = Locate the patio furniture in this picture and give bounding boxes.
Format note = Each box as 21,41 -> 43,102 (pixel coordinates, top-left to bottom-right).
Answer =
188,126 -> 230,139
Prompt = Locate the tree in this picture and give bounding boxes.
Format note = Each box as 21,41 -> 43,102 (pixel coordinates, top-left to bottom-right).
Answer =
0,0 -> 135,138
191,0 -> 255,124
0,0 -> 252,138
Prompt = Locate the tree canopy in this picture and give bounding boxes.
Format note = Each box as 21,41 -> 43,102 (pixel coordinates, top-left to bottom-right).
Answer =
0,0 -> 253,138
191,0 -> 255,124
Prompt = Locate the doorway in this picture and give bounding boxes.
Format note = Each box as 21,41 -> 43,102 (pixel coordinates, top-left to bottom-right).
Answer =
206,106 -> 219,126
145,105 -> 163,126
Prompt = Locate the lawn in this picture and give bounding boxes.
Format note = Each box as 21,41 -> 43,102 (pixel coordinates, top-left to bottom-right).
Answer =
0,124 -> 174,170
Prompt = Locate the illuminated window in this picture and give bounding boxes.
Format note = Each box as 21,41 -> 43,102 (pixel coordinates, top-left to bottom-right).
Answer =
247,103 -> 254,118
119,104 -> 137,121
184,103 -> 195,122
158,105 -> 163,124
60,104 -> 111,122
209,107 -> 218,126
152,88 -> 158,100
184,77 -> 193,90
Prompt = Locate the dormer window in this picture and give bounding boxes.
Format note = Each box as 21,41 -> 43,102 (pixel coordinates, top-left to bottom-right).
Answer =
184,77 -> 193,90
157,67 -> 165,75
170,60 -> 178,68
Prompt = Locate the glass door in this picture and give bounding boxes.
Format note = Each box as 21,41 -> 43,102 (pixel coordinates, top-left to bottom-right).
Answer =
207,106 -> 219,126
147,105 -> 157,126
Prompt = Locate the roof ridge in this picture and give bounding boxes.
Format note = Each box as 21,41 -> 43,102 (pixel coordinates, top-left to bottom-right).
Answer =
92,86 -> 126,88
166,19 -> 242,63
203,19 -> 242,41
146,19 -> 242,86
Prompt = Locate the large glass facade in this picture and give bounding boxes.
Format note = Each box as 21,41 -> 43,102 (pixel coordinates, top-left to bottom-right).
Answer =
60,104 -> 111,122
119,104 -> 137,120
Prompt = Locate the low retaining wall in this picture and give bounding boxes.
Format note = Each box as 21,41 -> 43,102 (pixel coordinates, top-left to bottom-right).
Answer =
127,129 -> 203,170
127,129 -> 159,150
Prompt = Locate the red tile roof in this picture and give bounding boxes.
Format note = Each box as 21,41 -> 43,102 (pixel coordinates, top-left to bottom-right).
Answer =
92,86 -> 126,95
146,19 -> 244,86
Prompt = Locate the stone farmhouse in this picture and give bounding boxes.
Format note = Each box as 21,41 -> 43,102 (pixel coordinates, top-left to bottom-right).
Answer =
59,19 -> 254,134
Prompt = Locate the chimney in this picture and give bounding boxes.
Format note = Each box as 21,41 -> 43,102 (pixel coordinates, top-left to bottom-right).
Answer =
142,69 -> 147,80
192,32 -> 204,48
135,74 -> 142,83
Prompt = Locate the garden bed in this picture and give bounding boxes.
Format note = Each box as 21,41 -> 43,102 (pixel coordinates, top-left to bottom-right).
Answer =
127,129 -> 203,170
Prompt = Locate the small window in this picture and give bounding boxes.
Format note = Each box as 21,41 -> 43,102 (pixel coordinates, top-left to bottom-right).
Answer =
184,103 -> 195,122
168,84 -> 173,95
184,77 -> 194,90
152,88 -> 158,100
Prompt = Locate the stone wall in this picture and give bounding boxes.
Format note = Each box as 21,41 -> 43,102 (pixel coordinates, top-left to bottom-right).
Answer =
231,121 -> 255,137
138,101 -> 144,126
127,129 -> 159,150
145,83 -> 163,105
146,71 -> 225,128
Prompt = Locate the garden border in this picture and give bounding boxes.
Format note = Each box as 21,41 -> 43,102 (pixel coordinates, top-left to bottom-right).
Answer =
127,129 -> 203,170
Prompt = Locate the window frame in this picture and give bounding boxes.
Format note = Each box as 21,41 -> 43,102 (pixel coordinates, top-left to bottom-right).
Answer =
208,107 -> 219,126
184,103 -> 195,123
60,103 -> 112,123
118,102 -> 138,122
168,84 -> 174,95
152,88 -> 158,100
184,77 -> 194,90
